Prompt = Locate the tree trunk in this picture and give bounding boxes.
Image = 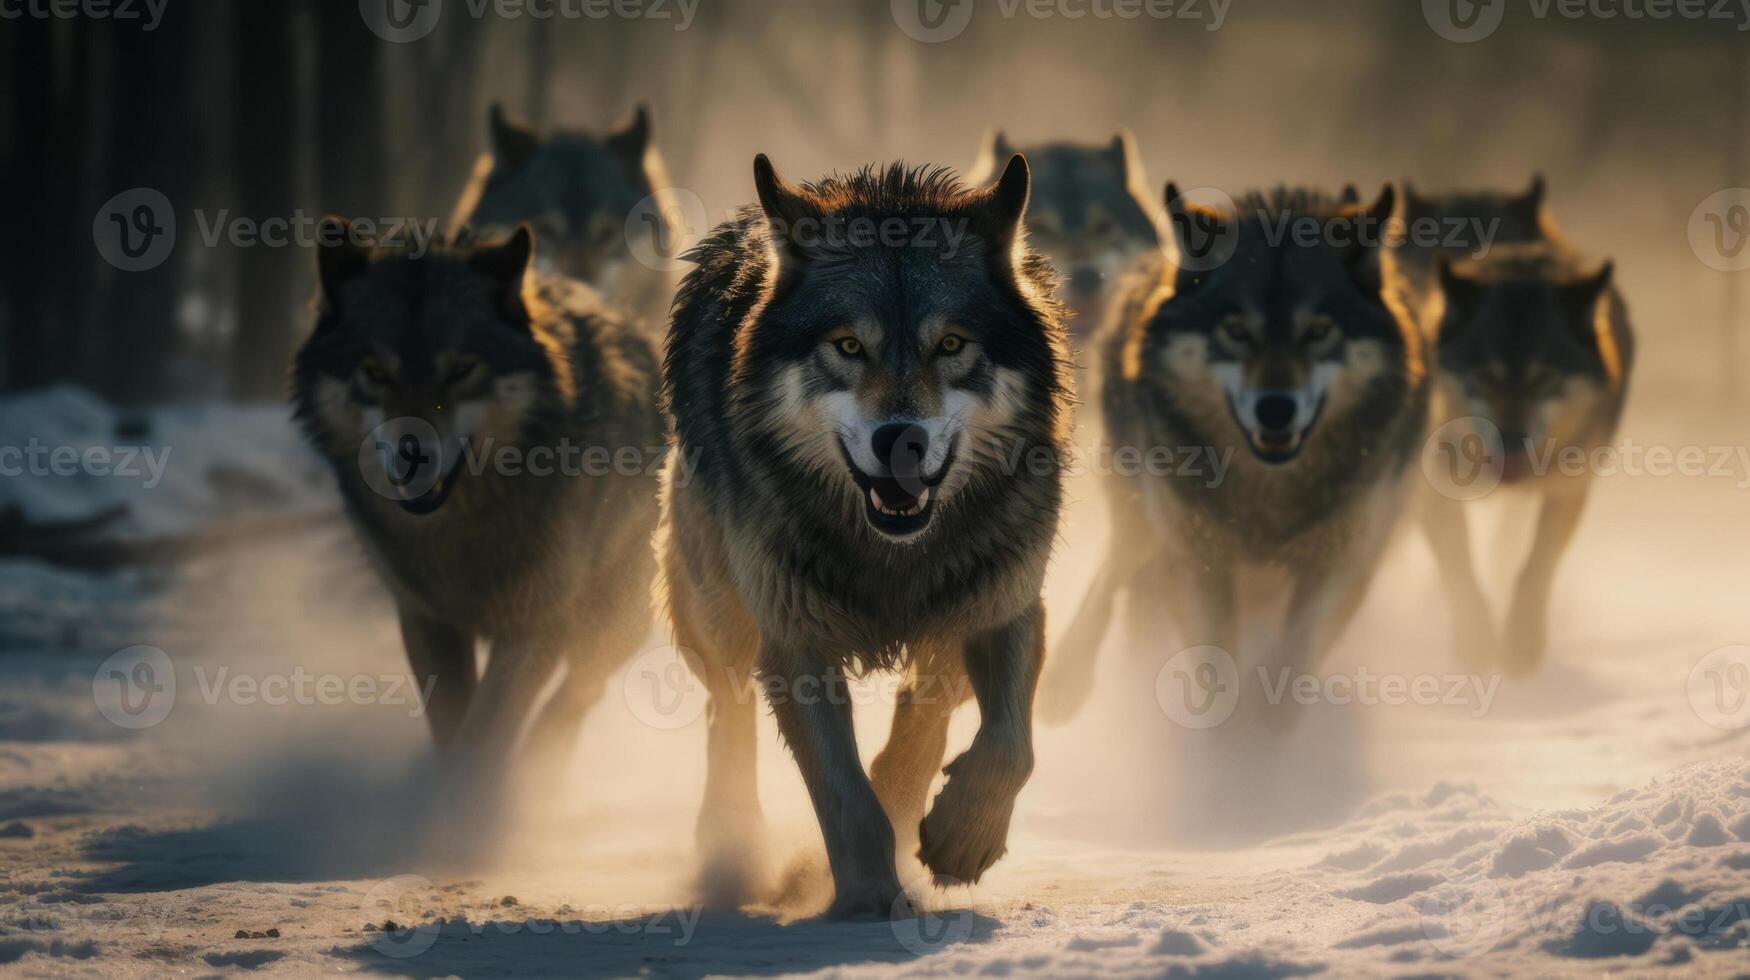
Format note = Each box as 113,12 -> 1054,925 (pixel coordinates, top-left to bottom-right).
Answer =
229,1 -> 304,400
314,1 -> 385,220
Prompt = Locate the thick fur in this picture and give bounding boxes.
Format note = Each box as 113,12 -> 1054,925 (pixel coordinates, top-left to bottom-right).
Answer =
659,156 -> 1070,918
451,104 -> 678,324
968,129 -> 1160,340
1040,185 -> 1430,726
1430,240 -> 1634,675
292,225 -> 663,784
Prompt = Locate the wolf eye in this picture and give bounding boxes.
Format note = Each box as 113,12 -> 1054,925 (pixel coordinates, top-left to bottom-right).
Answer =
1304,318 -> 1335,343
1220,320 -> 1251,345
358,361 -> 390,387
833,336 -> 865,358
447,357 -> 482,385
937,334 -> 966,356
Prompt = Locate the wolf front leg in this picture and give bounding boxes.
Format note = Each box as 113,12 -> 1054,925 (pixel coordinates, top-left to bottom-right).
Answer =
398,605 -> 477,750
1504,487 -> 1589,676
445,632 -> 565,793
761,647 -> 907,920
1419,490 -> 1497,668
918,602 -> 1042,885
869,645 -> 973,859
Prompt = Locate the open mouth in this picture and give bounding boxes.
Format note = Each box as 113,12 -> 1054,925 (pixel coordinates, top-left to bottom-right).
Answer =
1231,396 -> 1324,465
395,454 -> 467,516
839,440 -> 957,539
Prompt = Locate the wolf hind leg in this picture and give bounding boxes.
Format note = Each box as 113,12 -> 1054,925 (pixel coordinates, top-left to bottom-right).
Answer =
680,619 -> 767,909
919,602 -> 1043,886
1419,490 -> 1496,668
868,647 -> 973,862
1504,488 -> 1588,677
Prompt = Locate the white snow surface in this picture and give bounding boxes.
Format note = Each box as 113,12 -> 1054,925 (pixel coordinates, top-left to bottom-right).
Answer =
2,388 -> 1748,977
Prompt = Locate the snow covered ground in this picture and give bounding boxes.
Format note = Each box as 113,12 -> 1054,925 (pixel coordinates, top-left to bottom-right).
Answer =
2,386 -> 1749,977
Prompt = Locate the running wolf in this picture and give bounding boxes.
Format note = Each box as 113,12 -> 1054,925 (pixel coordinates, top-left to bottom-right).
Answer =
968,130 -> 1159,337
660,154 -> 1070,917
1039,184 -> 1430,725
1396,175 -> 1550,320
292,221 -> 663,780
1430,244 -> 1632,674
451,104 -> 678,323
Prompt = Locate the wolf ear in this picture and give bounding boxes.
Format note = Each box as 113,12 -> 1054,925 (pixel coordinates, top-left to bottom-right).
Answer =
1340,184 -> 1395,292
1162,181 -> 1228,270
489,103 -> 540,172
1340,184 -> 1361,205
606,103 -> 651,174
752,153 -> 818,266
979,153 -> 1031,248
1521,173 -> 1547,215
1561,259 -> 1612,348
316,215 -> 371,316
469,225 -> 535,322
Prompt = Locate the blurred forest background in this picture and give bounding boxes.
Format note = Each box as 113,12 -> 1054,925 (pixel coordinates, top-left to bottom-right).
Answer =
1,0 -> 1745,409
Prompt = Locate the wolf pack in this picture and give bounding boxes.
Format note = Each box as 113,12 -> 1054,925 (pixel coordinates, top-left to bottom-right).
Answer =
291,105 -> 1634,918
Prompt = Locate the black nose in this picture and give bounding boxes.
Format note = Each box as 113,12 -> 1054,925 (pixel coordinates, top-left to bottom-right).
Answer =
1069,266 -> 1104,298
1254,394 -> 1299,433
871,423 -> 929,475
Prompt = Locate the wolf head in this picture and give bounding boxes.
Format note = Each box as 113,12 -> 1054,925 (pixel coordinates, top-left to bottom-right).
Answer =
1401,174 -> 1550,252
721,154 -> 1066,543
457,104 -> 665,289
969,130 -> 1159,330
1141,183 -> 1416,464
1435,253 -> 1616,482
293,219 -> 570,517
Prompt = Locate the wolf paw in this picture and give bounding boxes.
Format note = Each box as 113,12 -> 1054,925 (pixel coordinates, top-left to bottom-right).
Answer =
823,878 -> 912,921
1503,597 -> 1548,677
917,750 -> 1024,884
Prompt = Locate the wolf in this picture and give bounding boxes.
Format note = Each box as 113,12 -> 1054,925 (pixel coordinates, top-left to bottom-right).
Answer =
1395,175 -> 1551,322
1038,184 -> 1430,726
967,130 -> 1159,338
292,220 -> 663,782
659,154 -> 1070,917
1429,244 -> 1632,674
450,103 -> 679,324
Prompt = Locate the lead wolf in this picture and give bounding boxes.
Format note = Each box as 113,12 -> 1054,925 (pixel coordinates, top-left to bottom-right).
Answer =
1396,178 -> 1633,675
660,154 -> 1070,916
1038,184 -> 1430,726
967,130 -> 1159,338
292,221 -> 662,785
450,104 -> 679,325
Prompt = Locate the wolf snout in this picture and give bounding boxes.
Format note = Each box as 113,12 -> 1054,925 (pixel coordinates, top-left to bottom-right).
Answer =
871,422 -> 929,477
1068,265 -> 1105,299
1253,393 -> 1299,433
